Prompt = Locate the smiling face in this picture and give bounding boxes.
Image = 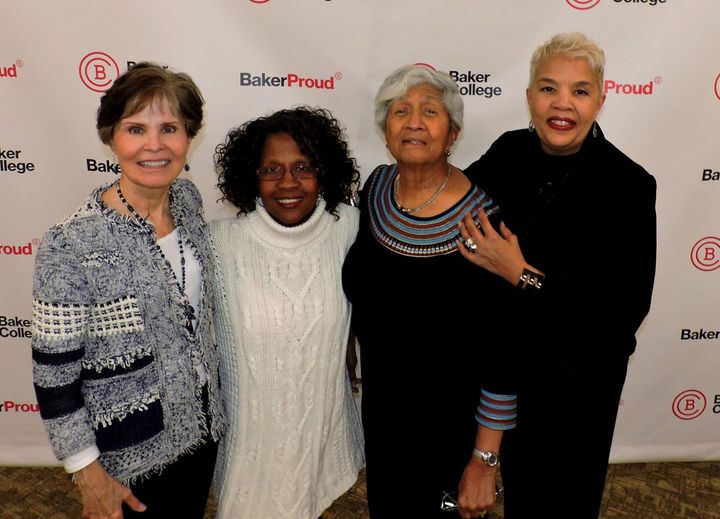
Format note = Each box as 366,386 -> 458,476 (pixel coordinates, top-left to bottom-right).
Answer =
527,55 -> 606,156
384,84 -> 458,168
112,96 -> 191,193
257,132 -> 320,227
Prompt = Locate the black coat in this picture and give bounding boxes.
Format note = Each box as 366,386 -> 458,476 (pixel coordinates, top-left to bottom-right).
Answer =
465,126 -> 656,519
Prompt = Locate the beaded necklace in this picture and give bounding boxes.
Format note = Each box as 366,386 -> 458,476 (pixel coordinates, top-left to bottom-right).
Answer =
116,181 -> 195,332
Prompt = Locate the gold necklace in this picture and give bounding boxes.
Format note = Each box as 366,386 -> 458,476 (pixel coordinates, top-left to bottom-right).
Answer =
393,165 -> 451,214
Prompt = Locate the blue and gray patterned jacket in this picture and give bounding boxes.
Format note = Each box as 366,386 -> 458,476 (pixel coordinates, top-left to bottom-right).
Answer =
31,178 -> 226,482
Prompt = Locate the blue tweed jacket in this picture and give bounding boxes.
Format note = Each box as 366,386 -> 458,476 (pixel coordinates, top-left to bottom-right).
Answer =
31,178 -> 226,482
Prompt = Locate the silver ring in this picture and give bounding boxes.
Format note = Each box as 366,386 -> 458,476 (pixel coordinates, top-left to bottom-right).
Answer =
464,237 -> 477,252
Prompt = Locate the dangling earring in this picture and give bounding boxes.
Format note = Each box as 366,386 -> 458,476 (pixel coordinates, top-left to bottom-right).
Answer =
592,122 -> 598,138
316,192 -> 323,206
349,190 -> 359,207
255,196 -> 265,208
528,120 -> 535,133
444,148 -> 452,158
184,163 -> 190,172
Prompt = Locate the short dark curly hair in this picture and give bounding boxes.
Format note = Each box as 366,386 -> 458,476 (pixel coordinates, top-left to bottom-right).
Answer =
215,106 -> 360,217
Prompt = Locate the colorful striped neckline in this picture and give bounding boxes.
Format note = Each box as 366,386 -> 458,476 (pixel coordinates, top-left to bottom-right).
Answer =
367,164 -> 498,258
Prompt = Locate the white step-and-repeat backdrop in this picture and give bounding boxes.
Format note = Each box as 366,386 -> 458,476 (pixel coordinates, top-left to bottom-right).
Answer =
2,0 -> 720,465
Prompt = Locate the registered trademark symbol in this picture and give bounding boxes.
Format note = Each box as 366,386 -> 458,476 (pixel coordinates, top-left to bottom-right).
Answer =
16,60 -> 24,67
32,238 -> 41,246
335,72 -> 343,80
654,76 -> 663,84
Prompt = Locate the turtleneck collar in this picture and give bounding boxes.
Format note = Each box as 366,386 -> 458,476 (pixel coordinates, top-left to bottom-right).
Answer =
247,198 -> 330,249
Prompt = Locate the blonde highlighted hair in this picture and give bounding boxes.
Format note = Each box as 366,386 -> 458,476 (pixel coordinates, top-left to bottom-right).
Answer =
529,32 -> 605,90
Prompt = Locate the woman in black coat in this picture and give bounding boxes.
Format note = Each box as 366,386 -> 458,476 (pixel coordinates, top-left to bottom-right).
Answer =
458,32 -> 656,519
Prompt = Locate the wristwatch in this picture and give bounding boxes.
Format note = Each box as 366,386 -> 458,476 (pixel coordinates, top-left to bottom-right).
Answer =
472,448 -> 500,467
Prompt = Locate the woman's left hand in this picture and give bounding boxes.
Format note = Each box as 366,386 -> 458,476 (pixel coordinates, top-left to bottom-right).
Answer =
457,209 -> 526,285
457,457 -> 497,518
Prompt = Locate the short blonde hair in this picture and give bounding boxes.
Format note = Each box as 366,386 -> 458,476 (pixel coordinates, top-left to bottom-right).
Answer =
529,32 -> 605,91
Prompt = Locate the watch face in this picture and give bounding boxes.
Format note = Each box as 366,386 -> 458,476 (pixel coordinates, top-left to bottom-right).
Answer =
486,453 -> 499,466
473,448 -> 500,466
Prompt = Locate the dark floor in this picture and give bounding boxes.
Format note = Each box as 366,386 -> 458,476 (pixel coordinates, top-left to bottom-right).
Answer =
1,462 -> 720,518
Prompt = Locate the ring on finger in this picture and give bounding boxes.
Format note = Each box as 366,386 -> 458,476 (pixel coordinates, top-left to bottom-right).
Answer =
464,237 -> 477,252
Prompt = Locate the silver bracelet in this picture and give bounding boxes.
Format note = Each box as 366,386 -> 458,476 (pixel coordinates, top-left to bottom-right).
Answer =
472,448 -> 500,467
517,268 -> 544,291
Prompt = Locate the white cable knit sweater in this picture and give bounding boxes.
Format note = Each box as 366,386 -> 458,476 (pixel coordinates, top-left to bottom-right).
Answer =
210,201 -> 364,519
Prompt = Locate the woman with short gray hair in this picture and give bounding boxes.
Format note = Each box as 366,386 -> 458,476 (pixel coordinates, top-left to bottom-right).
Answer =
343,64 -> 516,518
374,64 -> 464,134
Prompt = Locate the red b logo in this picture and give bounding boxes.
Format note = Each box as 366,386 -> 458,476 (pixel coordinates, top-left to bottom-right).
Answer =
79,52 -> 119,92
672,390 -> 706,420
690,237 -> 720,271
565,0 -> 602,10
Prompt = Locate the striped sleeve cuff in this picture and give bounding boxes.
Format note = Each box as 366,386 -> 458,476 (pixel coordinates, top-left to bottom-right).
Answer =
475,389 -> 517,430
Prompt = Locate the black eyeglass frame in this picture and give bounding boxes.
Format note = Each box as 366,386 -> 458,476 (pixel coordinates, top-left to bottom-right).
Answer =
256,163 -> 318,181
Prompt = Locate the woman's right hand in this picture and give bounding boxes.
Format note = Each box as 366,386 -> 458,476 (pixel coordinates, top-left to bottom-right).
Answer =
457,457 -> 498,518
457,210 -> 530,286
74,460 -> 146,518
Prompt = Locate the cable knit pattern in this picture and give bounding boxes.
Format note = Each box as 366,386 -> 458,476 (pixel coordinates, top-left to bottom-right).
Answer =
30,179 -> 226,483
211,201 -> 364,519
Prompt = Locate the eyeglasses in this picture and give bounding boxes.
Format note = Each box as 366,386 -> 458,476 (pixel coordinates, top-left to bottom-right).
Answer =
440,486 -> 504,513
257,163 -> 317,181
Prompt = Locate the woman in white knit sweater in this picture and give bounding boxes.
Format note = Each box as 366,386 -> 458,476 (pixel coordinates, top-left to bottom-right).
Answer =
210,107 -> 364,519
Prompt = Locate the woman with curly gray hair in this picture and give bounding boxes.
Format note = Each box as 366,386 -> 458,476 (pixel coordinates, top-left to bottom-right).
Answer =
211,106 -> 364,519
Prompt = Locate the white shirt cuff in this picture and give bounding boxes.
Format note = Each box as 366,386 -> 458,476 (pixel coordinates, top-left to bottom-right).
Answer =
63,445 -> 100,473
